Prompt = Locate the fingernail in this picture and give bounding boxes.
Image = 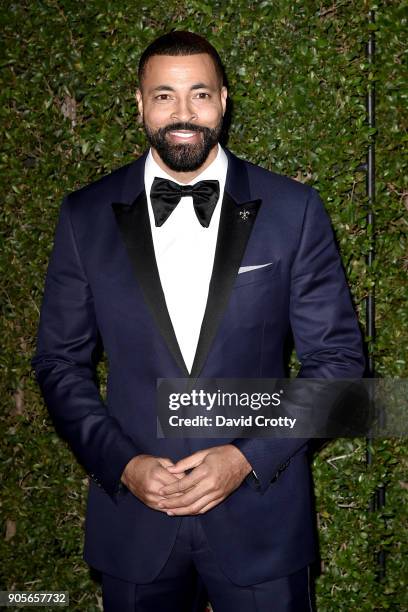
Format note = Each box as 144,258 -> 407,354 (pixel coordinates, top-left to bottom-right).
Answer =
167,511 -> 174,516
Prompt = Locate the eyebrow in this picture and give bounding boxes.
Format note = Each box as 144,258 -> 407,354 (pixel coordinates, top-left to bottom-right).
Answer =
151,82 -> 212,93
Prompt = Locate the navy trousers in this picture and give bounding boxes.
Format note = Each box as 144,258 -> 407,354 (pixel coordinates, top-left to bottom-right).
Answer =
102,516 -> 315,611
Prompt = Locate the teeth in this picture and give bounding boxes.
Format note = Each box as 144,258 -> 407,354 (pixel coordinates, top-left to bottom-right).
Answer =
170,131 -> 196,138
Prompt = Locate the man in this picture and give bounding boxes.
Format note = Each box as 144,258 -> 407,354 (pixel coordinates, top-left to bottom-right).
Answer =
32,31 -> 365,611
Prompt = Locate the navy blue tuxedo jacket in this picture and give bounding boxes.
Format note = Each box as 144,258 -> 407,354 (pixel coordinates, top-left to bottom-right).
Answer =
32,148 -> 365,585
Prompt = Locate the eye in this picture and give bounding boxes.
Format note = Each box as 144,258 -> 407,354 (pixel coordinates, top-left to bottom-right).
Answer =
155,94 -> 172,101
194,92 -> 210,99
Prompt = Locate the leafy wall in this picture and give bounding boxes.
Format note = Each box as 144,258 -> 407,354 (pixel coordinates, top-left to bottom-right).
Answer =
1,1 -> 406,610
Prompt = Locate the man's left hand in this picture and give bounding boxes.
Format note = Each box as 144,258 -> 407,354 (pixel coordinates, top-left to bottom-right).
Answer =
157,444 -> 252,515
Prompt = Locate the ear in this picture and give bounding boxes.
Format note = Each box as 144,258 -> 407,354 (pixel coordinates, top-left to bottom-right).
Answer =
136,89 -> 143,118
221,86 -> 228,116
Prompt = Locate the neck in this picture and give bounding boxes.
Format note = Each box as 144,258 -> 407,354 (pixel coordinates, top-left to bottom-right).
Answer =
151,144 -> 219,184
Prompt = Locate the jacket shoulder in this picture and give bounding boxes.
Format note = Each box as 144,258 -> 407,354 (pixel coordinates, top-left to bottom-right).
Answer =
65,158 -> 140,205
243,157 -> 313,199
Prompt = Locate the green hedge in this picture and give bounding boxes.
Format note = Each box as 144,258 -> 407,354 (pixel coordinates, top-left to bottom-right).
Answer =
1,1 -> 406,610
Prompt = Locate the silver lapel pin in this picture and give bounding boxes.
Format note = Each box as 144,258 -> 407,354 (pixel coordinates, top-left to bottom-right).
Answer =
239,209 -> 250,220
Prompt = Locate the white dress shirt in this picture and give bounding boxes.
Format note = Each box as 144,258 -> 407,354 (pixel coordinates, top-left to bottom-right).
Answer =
144,144 -> 228,373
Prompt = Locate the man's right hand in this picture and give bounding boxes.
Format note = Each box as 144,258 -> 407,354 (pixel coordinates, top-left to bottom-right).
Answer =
120,455 -> 186,511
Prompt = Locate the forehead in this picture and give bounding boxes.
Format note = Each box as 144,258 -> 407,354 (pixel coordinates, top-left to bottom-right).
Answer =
141,54 -> 220,89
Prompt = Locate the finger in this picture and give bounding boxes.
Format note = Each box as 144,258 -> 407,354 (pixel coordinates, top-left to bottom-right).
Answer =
156,458 -> 185,480
155,465 -> 184,486
158,483 -> 209,510
162,493 -> 222,516
139,490 -> 168,508
196,496 -> 224,514
144,488 -> 186,506
151,500 -> 180,513
156,458 -> 185,479
166,450 -> 209,473
158,468 -> 203,496
156,457 -> 175,468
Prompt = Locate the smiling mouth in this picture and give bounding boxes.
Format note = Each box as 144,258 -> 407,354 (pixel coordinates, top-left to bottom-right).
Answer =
167,130 -> 202,142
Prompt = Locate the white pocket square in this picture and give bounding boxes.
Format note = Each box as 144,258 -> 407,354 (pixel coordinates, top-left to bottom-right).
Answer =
238,263 -> 273,274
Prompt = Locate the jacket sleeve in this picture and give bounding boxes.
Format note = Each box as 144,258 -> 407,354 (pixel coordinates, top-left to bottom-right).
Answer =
31,196 -> 139,502
231,186 -> 365,493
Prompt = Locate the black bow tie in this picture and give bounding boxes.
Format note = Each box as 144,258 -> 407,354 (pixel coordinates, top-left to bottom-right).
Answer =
150,177 -> 220,227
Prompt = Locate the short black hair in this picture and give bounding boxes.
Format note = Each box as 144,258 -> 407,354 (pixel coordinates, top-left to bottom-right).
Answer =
138,31 -> 226,88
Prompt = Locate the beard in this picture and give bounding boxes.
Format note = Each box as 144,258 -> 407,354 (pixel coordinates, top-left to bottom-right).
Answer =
143,120 -> 223,172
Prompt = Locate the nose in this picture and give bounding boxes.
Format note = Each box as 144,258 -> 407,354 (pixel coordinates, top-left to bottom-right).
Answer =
171,97 -> 197,123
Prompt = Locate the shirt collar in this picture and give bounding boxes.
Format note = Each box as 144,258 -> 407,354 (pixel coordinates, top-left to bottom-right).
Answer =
144,144 -> 228,197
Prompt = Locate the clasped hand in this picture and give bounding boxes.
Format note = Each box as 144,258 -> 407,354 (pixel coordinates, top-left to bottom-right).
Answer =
121,445 -> 252,516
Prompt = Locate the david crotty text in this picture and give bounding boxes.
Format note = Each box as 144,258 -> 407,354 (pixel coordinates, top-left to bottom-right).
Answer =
168,415 -> 297,429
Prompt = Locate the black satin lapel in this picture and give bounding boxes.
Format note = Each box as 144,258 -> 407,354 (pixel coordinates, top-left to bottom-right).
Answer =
224,148 -> 251,204
189,193 -> 262,380
112,192 -> 189,377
